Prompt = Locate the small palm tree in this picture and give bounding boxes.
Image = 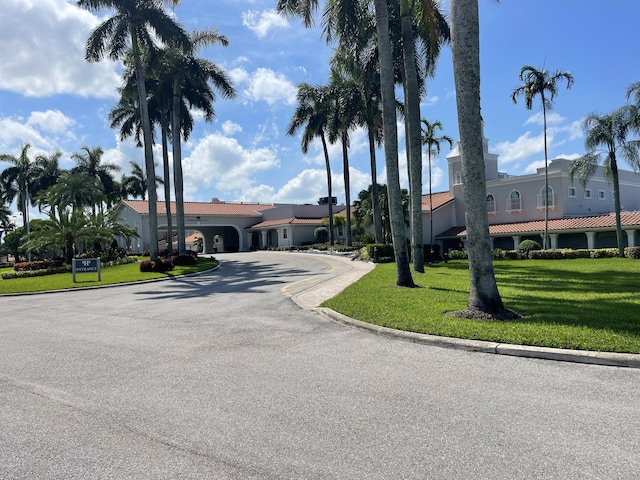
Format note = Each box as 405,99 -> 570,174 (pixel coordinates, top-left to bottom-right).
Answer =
511,65 -> 574,249
421,119 -> 453,259
0,143 -> 39,231
569,105 -> 640,257
287,82 -> 335,245
71,145 -> 121,213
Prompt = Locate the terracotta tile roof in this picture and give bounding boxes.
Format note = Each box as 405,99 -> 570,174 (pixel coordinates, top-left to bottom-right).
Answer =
422,192 -> 454,212
248,217 -> 324,229
437,211 -> 640,238
121,199 -> 275,216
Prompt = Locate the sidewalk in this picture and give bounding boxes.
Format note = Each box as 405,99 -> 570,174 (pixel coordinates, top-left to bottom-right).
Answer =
292,254 -> 640,369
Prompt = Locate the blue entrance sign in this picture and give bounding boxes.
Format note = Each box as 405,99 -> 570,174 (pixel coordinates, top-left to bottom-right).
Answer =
72,258 -> 101,282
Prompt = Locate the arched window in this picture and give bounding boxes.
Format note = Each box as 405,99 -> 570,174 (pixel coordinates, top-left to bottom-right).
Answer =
486,194 -> 496,213
538,186 -> 554,208
508,190 -> 521,211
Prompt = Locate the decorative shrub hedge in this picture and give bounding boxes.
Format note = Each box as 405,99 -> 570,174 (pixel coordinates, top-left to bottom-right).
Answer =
139,258 -> 174,272
626,246 -> 640,259
14,259 -> 65,272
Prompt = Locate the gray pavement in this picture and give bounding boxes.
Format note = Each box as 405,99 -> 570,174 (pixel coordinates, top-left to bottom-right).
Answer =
0,251 -> 639,479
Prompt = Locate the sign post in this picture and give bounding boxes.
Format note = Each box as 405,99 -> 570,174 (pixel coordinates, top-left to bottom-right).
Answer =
72,258 -> 101,282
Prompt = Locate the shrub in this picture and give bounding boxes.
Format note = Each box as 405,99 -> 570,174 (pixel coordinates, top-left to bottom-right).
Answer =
173,255 -> 198,266
139,258 -> 174,272
492,248 -> 506,260
516,240 -> 541,257
314,226 -> 329,243
447,249 -> 468,260
358,232 -> 376,244
626,246 -> 640,259
590,248 -> 619,258
2,265 -> 71,280
365,244 -> 394,262
14,259 -> 65,271
529,249 -> 566,260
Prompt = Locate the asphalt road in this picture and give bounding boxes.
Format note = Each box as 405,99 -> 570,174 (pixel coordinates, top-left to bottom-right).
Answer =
1,251 -> 639,479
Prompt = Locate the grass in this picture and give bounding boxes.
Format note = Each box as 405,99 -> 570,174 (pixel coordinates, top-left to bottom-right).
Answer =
321,258 -> 640,354
0,257 -> 219,295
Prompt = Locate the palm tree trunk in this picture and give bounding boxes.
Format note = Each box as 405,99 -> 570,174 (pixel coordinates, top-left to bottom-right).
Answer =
341,131 -> 352,246
374,0 -> 415,287
172,81 -> 187,256
320,133 -> 334,245
611,156 -> 625,257
542,99 -> 549,250
450,0 -> 504,313
367,122 -> 383,243
160,109 -> 174,252
400,3 -> 424,273
131,31 -> 159,261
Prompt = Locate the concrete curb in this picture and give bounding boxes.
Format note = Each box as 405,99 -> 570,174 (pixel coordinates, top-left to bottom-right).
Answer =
315,307 -> 640,369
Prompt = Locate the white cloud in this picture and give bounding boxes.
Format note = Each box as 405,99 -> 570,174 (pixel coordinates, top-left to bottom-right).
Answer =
524,112 -> 565,126
27,110 -> 74,134
242,9 -> 290,38
182,133 -> 280,199
0,0 -> 120,98
222,121 -> 243,136
494,131 -> 545,164
232,67 -> 298,106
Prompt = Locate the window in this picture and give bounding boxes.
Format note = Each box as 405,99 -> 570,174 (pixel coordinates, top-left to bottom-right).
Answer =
584,189 -> 592,199
283,228 -> 288,239
538,186 -> 554,208
508,190 -> 521,211
486,194 -> 496,213
454,171 -> 463,185
598,190 -> 606,200
568,186 -> 576,198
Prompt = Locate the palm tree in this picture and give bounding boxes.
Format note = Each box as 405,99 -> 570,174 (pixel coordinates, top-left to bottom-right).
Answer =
164,28 -> 236,255
0,143 -> 38,231
71,145 -> 121,213
373,0 -> 415,286
43,171 -> 106,216
421,118 -> 453,260
511,65 -> 574,249
450,0 -> 504,315
277,0 -> 415,286
569,105 -> 640,257
328,68 -> 363,246
78,0 -> 190,260
287,82 -> 335,245
398,0 -> 450,273
33,150 -> 64,200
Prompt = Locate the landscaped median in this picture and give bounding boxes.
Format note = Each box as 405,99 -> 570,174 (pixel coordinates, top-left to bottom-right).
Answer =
0,257 -> 219,294
321,257 -> 640,354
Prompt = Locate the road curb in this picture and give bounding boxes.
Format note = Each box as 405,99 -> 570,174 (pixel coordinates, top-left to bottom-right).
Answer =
315,307 -> 640,369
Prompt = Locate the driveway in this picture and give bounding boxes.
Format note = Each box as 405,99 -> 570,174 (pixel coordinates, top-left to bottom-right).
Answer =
0,251 -> 638,479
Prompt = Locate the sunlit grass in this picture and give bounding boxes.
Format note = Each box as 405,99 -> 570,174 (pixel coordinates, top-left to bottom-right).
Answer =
0,258 -> 219,294
322,258 -> 640,353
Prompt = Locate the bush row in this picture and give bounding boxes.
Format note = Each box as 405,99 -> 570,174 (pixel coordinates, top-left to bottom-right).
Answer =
446,247 -> 640,261
2,256 -> 139,280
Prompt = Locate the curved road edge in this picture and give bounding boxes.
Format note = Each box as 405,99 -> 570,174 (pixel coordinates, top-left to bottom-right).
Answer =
289,253 -> 640,369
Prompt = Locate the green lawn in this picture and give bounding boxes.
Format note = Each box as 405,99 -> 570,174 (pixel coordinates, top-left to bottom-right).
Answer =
0,258 -> 219,294
322,258 -> 640,353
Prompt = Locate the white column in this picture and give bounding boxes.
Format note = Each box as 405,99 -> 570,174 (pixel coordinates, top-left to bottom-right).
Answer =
549,234 -> 559,250
585,231 -> 596,250
512,235 -> 521,249
261,231 -> 267,248
625,229 -> 636,248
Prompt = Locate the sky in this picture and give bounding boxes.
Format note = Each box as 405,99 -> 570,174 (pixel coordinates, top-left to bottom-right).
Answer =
1,0 -> 640,222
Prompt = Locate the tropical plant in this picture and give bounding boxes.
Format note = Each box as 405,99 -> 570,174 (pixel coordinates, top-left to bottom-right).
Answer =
276,0 -> 415,286
164,28 -> 236,255
398,0 -> 450,273
71,145 -> 121,213
511,65 -> 574,249
78,0 -> 190,260
0,143 -> 39,231
354,184 -> 409,244
287,82 -> 335,245
0,227 -> 24,262
421,118 -> 453,257
41,171 -> 106,215
450,0 -> 505,315
569,105 -> 640,257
